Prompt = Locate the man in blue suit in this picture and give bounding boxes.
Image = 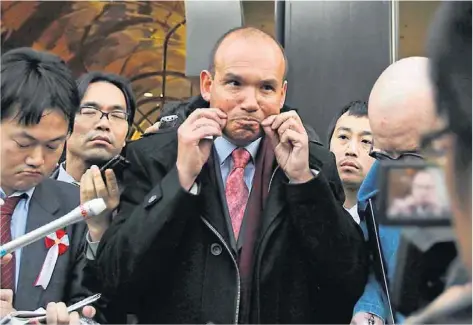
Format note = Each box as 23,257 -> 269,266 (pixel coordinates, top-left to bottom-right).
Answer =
351,56 -> 444,325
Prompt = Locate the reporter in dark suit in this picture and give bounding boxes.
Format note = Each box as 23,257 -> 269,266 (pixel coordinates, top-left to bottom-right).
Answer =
91,27 -> 367,324
0,48 -> 94,323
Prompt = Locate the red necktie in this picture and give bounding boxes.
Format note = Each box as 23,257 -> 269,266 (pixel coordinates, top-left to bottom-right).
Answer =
225,148 -> 251,239
1,195 -> 23,290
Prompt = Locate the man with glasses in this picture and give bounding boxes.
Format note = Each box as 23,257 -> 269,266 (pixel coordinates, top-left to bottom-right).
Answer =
351,56 -> 443,325
54,71 -> 135,186
52,72 -> 136,243
405,2 -> 472,322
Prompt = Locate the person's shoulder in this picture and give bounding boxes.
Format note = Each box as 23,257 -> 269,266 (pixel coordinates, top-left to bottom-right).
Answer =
37,178 -> 80,208
308,140 -> 334,167
126,128 -> 178,156
41,178 -> 79,194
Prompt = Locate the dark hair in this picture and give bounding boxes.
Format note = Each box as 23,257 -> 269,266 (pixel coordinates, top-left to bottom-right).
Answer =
326,100 -> 368,147
428,2 -> 472,199
1,47 -> 79,132
208,26 -> 288,80
76,71 -> 136,127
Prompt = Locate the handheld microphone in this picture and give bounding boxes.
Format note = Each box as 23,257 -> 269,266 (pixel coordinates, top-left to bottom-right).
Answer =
0,198 -> 107,257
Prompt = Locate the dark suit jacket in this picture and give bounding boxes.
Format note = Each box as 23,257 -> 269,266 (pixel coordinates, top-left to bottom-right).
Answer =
14,178 -> 90,311
92,129 -> 368,324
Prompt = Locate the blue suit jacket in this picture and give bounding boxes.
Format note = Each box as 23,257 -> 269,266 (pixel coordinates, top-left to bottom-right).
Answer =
353,161 -> 404,322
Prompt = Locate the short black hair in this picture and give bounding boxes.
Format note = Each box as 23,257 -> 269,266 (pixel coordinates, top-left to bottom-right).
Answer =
1,47 -> 79,132
428,1 -> 472,199
326,100 -> 368,147
76,71 -> 136,127
208,26 -> 288,80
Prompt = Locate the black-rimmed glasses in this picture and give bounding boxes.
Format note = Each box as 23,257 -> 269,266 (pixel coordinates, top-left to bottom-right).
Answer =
78,106 -> 129,123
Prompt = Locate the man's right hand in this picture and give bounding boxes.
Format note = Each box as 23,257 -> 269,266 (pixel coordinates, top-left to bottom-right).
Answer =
0,289 -> 15,317
80,166 -> 120,241
176,108 -> 226,190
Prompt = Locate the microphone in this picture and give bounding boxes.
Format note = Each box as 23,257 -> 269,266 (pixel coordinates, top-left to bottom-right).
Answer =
0,198 -> 107,258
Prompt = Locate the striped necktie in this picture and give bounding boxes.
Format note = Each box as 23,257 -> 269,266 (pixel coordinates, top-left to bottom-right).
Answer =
1,195 -> 25,290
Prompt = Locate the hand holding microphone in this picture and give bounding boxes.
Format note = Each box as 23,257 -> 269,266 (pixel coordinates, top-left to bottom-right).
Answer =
0,198 -> 107,258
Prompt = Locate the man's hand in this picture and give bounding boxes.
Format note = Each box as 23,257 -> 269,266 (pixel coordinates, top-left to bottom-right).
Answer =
351,312 -> 384,325
0,289 -> 15,317
261,111 -> 313,183
45,302 -> 96,325
176,108 -> 226,190
144,121 -> 161,135
0,254 -> 12,265
80,166 -> 120,241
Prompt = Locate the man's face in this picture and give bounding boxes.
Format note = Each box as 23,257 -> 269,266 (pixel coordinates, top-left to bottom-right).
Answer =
411,171 -> 436,205
0,110 -> 68,195
200,36 -> 287,146
67,81 -> 129,164
330,113 -> 374,189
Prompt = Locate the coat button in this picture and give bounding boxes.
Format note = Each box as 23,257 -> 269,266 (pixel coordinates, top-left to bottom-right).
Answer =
148,195 -> 157,204
210,243 -> 222,256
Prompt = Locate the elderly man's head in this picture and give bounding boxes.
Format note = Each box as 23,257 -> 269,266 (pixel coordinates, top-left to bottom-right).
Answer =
368,57 -> 443,159
200,27 -> 287,146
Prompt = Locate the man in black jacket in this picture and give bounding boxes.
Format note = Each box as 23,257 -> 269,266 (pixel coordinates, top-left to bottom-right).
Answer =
90,27 -> 367,324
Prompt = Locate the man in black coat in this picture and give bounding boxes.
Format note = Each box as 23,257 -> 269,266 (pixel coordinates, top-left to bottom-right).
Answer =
90,27 -> 367,324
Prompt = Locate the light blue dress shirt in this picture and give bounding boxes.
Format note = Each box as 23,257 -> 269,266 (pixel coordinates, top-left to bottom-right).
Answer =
214,136 -> 262,191
56,162 -> 80,186
0,187 -> 35,291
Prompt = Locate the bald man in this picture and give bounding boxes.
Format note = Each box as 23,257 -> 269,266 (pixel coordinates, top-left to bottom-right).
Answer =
87,27 -> 367,323
351,57 -> 443,325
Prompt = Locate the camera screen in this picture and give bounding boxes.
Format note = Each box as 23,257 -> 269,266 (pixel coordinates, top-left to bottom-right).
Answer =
378,162 -> 451,226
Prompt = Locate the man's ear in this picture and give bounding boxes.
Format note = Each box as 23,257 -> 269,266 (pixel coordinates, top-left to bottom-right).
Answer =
280,80 -> 288,108
200,70 -> 213,102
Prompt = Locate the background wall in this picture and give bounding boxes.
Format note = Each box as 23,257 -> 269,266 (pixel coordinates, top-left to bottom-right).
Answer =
0,0 -> 441,141
398,1 -> 441,59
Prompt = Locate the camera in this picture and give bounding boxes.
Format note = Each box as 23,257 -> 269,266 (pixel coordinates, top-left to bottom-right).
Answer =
375,160 -> 457,317
377,161 -> 451,227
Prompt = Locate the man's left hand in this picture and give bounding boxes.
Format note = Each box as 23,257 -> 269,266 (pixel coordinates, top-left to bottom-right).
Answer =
262,111 -> 314,183
45,302 -> 96,325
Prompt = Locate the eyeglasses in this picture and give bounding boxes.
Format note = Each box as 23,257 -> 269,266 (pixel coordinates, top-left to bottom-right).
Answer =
78,106 -> 128,123
368,150 -> 424,161
368,143 -> 424,161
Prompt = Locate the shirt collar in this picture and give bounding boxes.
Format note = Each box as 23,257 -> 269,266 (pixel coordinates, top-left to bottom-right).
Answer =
0,186 -> 35,200
57,162 -> 80,186
214,136 -> 262,165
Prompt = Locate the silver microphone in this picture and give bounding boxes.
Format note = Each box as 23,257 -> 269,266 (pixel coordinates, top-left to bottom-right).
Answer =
0,198 -> 107,257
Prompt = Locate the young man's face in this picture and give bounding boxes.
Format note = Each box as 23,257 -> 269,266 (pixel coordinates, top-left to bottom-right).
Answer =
0,110 -> 68,195
66,81 -> 129,164
330,113 -> 375,190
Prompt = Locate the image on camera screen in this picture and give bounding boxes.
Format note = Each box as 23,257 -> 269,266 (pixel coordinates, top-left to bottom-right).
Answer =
378,163 -> 451,226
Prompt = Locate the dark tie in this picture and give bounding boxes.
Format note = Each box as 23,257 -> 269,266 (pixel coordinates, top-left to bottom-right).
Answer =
1,195 -> 24,290
225,148 -> 251,239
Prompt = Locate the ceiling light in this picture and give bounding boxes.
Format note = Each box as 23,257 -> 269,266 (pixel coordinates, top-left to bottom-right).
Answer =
144,92 -> 153,98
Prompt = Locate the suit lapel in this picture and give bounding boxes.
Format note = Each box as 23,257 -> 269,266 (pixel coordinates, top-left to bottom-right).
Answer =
259,165 -> 286,237
15,182 -> 60,310
200,152 -> 235,250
